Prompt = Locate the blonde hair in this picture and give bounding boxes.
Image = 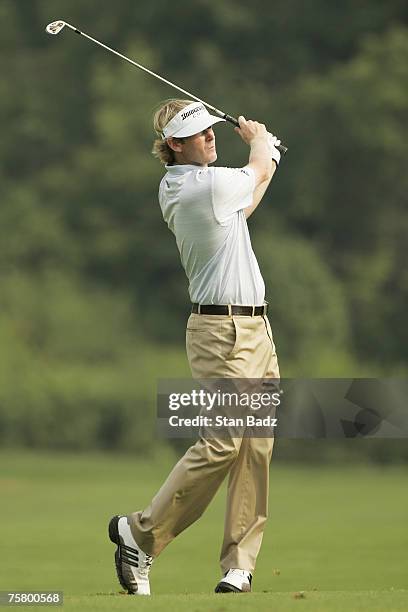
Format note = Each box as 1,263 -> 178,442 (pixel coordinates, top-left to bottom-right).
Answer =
152,99 -> 193,165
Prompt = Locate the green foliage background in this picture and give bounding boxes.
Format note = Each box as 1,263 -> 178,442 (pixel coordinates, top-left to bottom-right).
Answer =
1,0 -> 407,457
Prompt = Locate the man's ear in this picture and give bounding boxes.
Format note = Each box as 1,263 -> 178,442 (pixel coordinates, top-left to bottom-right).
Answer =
167,137 -> 184,153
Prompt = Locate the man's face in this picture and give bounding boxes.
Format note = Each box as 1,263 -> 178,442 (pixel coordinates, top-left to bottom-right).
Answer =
170,127 -> 217,166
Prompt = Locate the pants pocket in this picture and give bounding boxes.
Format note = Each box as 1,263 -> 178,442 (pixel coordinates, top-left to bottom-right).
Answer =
222,317 -> 240,360
263,315 -> 275,347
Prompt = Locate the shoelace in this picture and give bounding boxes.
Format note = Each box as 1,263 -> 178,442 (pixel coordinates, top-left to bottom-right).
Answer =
228,569 -> 251,581
138,553 -> 153,577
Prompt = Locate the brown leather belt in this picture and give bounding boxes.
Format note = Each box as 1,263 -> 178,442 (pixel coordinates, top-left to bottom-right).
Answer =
191,303 -> 268,316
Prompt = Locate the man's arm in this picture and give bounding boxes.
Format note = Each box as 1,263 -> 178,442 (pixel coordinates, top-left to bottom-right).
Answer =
244,161 -> 277,219
234,117 -> 280,219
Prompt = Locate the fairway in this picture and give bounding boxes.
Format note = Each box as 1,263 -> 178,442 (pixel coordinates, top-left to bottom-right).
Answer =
1,450 -> 407,611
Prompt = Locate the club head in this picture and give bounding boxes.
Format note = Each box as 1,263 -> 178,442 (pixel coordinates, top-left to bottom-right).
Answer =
45,21 -> 66,35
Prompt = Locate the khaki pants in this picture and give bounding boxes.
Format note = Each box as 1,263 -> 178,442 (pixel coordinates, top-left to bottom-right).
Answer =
130,313 -> 279,573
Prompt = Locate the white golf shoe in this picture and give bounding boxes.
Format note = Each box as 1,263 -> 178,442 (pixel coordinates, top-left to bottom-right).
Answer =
108,515 -> 153,595
215,568 -> 253,593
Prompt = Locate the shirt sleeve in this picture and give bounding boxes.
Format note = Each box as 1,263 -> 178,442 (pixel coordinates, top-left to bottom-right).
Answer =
211,166 -> 256,224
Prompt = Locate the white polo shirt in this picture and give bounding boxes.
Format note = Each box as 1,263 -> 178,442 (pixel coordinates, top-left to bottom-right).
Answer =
159,164 -> 265,306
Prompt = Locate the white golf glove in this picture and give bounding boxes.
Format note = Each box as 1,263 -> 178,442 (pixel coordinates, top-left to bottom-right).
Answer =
267,133 -> 281,166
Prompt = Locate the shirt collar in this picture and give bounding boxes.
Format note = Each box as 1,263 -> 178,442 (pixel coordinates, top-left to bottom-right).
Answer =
165,164 -> 209,175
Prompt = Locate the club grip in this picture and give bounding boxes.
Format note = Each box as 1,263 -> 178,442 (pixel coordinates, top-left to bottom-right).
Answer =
224,114 -> 288,155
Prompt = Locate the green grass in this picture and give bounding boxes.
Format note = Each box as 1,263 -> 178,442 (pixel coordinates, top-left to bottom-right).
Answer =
0,450 -> 407,611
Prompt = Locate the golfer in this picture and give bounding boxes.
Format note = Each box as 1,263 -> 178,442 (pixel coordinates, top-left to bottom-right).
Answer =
109,99 -> 281,595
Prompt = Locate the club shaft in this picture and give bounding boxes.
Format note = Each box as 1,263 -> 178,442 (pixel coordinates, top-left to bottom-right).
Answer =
66,24 -> 215,109
64,22 -> 288,155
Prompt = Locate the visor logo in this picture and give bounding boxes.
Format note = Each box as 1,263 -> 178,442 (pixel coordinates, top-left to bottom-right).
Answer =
181,105 -> 205,121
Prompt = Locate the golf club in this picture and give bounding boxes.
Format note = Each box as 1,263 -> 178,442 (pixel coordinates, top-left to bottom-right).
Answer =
45,20 -> 288,155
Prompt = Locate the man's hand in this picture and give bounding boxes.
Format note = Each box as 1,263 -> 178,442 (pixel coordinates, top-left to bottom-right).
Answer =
235,117 -> 281,166
234,116 -> 269,146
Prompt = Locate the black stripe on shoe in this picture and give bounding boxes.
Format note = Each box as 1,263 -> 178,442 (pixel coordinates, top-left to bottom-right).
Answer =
121,549 -> 139,568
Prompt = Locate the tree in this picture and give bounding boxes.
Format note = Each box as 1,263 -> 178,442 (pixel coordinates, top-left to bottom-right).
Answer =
275,27 -> 408,366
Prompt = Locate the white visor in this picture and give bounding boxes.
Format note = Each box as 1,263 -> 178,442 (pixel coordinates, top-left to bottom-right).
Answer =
162,102 -> 226,139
